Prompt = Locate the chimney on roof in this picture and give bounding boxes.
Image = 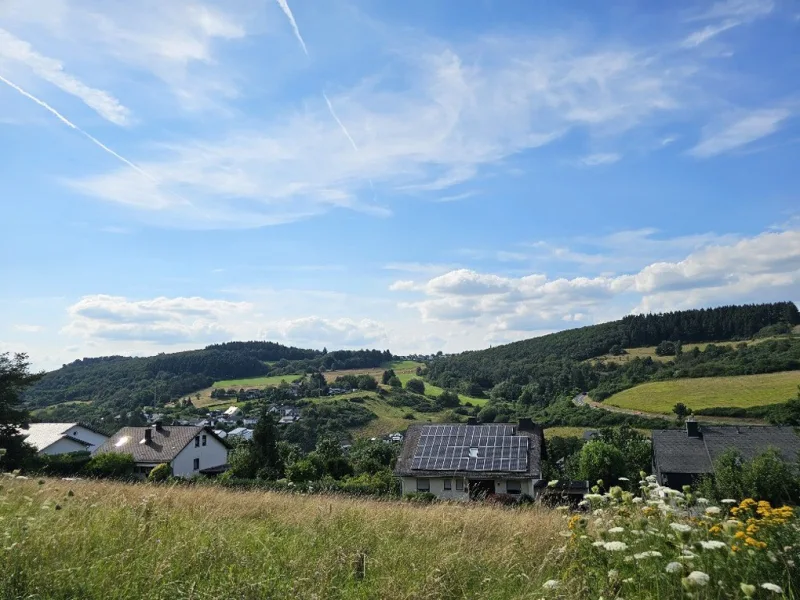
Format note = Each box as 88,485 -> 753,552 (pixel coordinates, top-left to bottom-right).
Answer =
686,418 -> 701,438
467,417 -> 478,426
153,421 -> 163,431
144,428 -> 152,443
518,418 -> 535,431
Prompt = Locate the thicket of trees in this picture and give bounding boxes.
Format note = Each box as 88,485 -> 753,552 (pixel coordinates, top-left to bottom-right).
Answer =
0,353 -> 42,470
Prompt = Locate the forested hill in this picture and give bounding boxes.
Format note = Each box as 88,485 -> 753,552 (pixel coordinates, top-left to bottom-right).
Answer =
427,302 -> 800,401
24,342 -> 392,411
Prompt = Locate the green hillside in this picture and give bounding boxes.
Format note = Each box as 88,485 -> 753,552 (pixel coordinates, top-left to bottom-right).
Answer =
604,371 -> 800,414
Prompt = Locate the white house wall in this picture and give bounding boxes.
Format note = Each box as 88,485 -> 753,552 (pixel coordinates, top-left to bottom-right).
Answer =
39,437 -> 89,456
65,426 -> 109,453
402,476 -> 537,500
170,434 -> 228,478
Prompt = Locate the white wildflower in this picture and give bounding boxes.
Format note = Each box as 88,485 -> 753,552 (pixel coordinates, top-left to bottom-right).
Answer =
585,494 -> 603,501
542,580 -> 560,590
681,551 -> 698,559
618,477 -> 630,482
547,480 -> 560,488
592,541 -> 606,547
630,530 -> 644,536
646,475 -> 657,482
721,499 -> 737,504
633,551 -> 663,560
578,500 -> 589,508
632,497 -> 643,504
608,569 -> 619,580
622,578 -> 634,583
670,523 -> 693,533
603,541 -> 628,552
698,540 -> 727,551
704,506 -> 721,516
760,583 -> 783,594
696,497 -> 710,505
685,571 -> 710,587
665,562 -> 683,574
608,527 -> 625,534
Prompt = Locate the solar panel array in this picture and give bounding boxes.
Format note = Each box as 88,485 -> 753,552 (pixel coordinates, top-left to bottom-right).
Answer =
411,424 -> 529,472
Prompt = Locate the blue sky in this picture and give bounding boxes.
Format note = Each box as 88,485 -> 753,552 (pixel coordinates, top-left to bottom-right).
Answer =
1,0 -> 799,370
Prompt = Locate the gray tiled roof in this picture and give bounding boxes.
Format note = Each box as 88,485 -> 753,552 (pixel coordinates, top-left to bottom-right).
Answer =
653,426 -> 800,475
97,426 -> 210,463
394,423 -> 543,478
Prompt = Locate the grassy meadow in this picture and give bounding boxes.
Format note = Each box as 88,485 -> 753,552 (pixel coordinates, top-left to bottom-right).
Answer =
588,336 -> 789,365
395,372 -> 488,406
1,477 -> 562,600
604,371 -> 800,414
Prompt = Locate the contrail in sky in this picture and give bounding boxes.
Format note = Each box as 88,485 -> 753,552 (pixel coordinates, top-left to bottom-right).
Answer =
274,0 -> 308,56
0,72 -> 155,181
323,92 -> 359,151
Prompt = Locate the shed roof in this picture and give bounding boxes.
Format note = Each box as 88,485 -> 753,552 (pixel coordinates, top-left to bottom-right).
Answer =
96,426 -> 227,463
18,423 -> 101,452
394,422 -> 543,478
652,426 -> 800,475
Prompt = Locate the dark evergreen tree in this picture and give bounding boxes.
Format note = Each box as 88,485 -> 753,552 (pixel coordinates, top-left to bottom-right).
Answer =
0,353 -> 42,470
252,410 -> 283,479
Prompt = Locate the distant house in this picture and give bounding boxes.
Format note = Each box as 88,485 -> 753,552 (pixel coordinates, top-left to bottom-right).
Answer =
394,419 -> 545,500
228,427 -> 253,441
652,420 -> 800,489
242,418 -> 259,427
96,424 -> 230,478
224,406 -> 242,418
212,429 -> 228,439
19,423 -> 108,456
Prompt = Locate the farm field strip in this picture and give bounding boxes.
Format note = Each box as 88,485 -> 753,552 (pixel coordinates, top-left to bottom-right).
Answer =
604,371 -> 800,414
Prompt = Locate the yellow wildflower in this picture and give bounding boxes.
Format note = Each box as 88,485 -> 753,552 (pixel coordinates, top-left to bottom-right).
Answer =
709,525 -> 721,535
735,531 -> 746,540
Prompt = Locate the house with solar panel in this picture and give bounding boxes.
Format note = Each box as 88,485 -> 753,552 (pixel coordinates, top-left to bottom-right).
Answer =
394,418 -> 545,500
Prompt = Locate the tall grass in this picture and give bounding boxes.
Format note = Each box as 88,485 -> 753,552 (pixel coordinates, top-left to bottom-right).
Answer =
1,477 -> 562,599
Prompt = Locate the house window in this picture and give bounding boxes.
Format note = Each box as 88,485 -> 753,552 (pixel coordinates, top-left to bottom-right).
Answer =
194,436 -> 200,448
506,480 -> 522,494
455,478 -> 464,491
202,434 -> 207,446
443,479 -> 452,491
193,458 -> 200,471
416,479 -> 430,492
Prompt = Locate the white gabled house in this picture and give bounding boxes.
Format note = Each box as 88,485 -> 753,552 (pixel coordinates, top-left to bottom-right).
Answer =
19,422 -> 109,455
96,424 -> 230,478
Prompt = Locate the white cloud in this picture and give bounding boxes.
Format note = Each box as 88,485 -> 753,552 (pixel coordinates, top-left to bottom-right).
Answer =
13,324 -> 44,333
399,230 -> 800,337
689,108 -> 792,157
261,317 -> 387,348
65,35 -> 691,227
0,28 -> 130,125
579,153 -> 621,166
63,295 -> 252,344
682,0 -> 774,47
389,280 -> 419,292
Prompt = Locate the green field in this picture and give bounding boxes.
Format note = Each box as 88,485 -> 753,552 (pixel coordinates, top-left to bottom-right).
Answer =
544,426 -> 651,439
213,373 -> 302,388
604,370 -> 800,414
589,336 -> 789,365
395,372 -> 488,406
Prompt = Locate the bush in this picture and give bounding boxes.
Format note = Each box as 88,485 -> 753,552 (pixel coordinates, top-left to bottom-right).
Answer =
403,412 -> 415,420
148,463 -> 172,482
84,453 -> 135,478
403,491 -> 437,503
36,451 -> 91,477
405,379 -> 425,394
576,440 -> 626,485
286,458 -> 322,483
387,376 -> 402,388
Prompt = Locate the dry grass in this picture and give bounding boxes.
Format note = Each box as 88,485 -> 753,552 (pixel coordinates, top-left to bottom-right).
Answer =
1,477 -> 564,599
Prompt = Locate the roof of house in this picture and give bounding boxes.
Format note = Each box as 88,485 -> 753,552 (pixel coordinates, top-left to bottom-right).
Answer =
96,426 -> 229,463
652,425 -> 800,475
19,423 -> 102,452
394,422 -> 544,478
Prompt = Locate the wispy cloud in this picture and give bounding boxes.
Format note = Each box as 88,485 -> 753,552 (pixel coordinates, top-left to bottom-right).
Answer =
434,191 -> 480,203
578,153 -> 621,167
682,0 -> 774,47
689,108 -> 792,157
0,28 -> 130,125
0,72 -> 153,180
13,324 -> 44,333
274,0 -> 308,56
323,92 -> 358,151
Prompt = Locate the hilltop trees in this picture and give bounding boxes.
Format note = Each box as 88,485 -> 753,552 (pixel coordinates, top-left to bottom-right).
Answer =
406,379 -> 425,394
0,353 -> 41,470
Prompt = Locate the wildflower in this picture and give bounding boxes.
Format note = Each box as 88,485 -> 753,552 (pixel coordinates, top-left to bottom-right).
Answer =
632,497 -> 643,504
708,525 -> 721,534
665,562 -> 683,574
608,569 -> 619,580
618,477 -> 630,482
739,583 -> 756,597
760,583 -> 783,594
593,541 -> 606,547
670,523 -> 693,533
542,580 -> 560,590
603,541 -> 628,552
698,540 -> 727,550
578,500 -> 589,508
633,551 -> 662,560
608,527 -> 625,534
683,571 -> 710,588
704,506 -> 721,516
547,480 -> 560,488
721,499 -> 737,504
696,497 -> 710,505
622,578 -> 634,583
